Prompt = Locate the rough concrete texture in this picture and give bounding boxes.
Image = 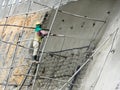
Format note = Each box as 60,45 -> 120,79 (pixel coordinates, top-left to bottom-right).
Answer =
37,0 -> 118,90
28,0 -> 117,90
45,0 -> 115,52
32,47 -> 87,90
78,0 -> 120,90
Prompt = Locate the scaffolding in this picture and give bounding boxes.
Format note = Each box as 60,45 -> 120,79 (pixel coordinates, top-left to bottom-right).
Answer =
0,0 -> 112,90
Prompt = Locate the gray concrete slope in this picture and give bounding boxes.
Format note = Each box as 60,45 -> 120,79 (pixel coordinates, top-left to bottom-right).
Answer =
77,0 -> 120,90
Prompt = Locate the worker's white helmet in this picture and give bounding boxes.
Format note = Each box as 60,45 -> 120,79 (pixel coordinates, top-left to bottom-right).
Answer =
36,21 -> 40,25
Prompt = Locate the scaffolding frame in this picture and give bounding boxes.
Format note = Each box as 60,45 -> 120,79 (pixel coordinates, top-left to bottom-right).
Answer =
0,0 -> 111,90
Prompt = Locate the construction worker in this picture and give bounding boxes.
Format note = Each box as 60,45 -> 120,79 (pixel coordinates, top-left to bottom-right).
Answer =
33,22 -> 48,60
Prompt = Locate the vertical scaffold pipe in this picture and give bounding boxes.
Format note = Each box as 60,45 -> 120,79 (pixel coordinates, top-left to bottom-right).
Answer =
3,0 -> 32,90
31,0 -> 63,90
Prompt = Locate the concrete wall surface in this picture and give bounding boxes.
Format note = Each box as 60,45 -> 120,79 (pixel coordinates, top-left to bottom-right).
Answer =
45,0 -> 116,52
77,0 -> 120,90
33,0 -> 120,90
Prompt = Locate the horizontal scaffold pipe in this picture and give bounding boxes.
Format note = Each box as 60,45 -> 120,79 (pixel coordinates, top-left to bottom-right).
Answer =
50,46 -> 88,53
59,28 -> 119,90
58,10 -> 106,23
0,64 -> 30,69
0,40 -> 68,58
0,40 -> 88,58
13,74 -> 78,87
0,24 -> 34,29
0,39 -> 67,58
0,24 -> 49,30
0,83 -> 29,86
33,1 -> 106,23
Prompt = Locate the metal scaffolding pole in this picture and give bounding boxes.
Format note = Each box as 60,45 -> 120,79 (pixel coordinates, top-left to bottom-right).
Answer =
0,1 -> 14,89
14,74 -> 79,87
0,39 -> 67,58
3,1 -> 22,65
1,0 -> 28,8
58,10 -> 105,22
0,1 -> 9,39
33,1 -> 53,9
0,24 -> 35,29
90,28 -> 119,90
31,0 -> 63,89
0,39 -> 87,59
0,24 -> 48,31
18,63 -> 33,90
0,38 -> 88,51
33,1 -> 106,22
0,40 -> 34,50
0,64 -> 30,69
59,29 -> 118,90
0,1 -> 105,23
0,83 -> 29,86
3,0 -> 32,89
1,0 -> 106,23
1,8 -> 49,19
0,0 -> 20,67
0,1 -> 111,90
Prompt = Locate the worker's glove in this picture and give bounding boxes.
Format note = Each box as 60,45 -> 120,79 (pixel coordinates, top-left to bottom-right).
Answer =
37,31 -> 48,39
